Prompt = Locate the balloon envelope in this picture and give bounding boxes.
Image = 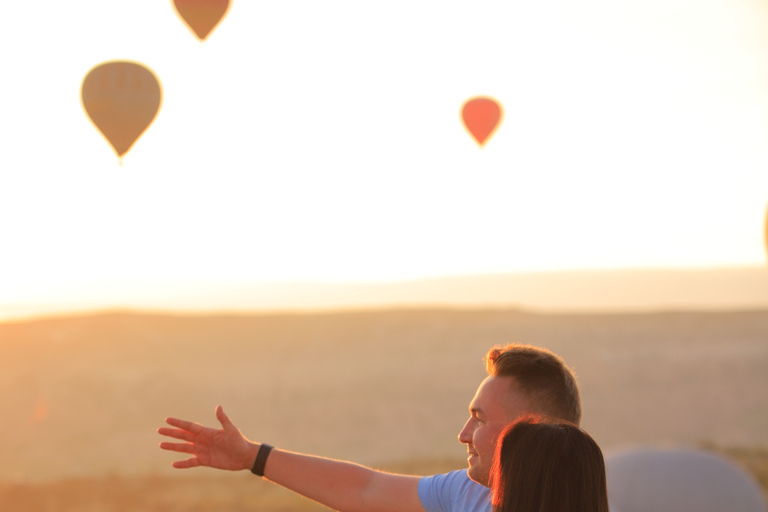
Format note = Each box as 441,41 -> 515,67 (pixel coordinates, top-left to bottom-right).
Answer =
606,448 -> 767,512
461,97 -> 502,146
173,0 -> 230,40
81,61 -> 162,157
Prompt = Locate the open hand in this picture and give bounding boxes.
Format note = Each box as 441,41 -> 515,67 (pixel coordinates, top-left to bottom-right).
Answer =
158,405 -> 256,471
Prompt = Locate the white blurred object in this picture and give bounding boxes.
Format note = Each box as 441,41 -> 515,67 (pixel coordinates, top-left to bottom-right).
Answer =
606,447 -> 767,512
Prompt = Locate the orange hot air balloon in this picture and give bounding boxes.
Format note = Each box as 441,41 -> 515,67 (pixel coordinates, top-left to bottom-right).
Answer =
461,97 -> 503,146
764,204 -> 768,263
81,61 -> 162,158
173,0 -> 230,40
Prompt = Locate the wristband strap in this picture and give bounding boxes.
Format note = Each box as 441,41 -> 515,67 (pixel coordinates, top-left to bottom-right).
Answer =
251,443 -> 273,476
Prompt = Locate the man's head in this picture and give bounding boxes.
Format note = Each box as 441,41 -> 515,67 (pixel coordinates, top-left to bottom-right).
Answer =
458,343 -> 581,486
485,344 -> 581,425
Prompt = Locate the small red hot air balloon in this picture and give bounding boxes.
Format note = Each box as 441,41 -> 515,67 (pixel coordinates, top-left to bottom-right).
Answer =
461,97 -> 503,146
173,0 -> 230,40
81,61 -> 162,159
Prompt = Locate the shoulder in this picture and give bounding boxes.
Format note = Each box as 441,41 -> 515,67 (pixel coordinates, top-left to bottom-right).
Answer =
418,471 -> 490,512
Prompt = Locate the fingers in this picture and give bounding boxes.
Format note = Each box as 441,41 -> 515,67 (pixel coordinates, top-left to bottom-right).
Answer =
160,442 -> 200,469
164,417 -> 204,434
159,441 -> 196,454
157,427 -> 196,442
216,405 -> 235,432
172,457 -> 201,469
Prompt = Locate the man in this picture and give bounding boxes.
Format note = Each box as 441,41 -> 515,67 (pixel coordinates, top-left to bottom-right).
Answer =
158,343 -> 581,512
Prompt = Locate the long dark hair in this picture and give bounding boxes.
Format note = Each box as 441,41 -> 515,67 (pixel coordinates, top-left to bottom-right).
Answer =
490,416 -> 609,512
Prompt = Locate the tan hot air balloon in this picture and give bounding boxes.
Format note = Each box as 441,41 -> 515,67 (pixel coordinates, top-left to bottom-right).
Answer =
81,61 -> 162,158
173,0 -> 230,40
461,97 -> 503,146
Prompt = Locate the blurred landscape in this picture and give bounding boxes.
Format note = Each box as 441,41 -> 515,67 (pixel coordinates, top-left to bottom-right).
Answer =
1,307 -> 767,510
4,266 -> 768,321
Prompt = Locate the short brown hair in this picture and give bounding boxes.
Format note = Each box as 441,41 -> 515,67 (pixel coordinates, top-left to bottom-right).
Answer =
490,416 -> 609,512
485,344 -> 581,425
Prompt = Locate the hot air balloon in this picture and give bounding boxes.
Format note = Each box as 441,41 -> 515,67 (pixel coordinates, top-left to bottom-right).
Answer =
173,0 -> 230,41
461,96 -> 502,146
606,448 -> 767,512
81,61 -> 162,159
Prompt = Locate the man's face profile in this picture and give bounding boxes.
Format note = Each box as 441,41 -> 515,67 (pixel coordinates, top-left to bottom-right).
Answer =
458,375 -> 530,486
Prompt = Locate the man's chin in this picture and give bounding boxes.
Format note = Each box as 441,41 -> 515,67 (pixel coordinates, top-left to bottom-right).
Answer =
466,467 -> 490,487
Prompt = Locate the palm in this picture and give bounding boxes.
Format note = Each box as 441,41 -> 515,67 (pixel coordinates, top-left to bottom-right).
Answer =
194,424 -> 247,469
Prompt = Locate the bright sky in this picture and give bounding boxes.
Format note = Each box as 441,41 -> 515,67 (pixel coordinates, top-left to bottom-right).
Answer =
1,0 -> 768,311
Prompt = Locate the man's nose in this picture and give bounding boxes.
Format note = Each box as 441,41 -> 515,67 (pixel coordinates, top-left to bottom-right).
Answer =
458,418 -> 473,444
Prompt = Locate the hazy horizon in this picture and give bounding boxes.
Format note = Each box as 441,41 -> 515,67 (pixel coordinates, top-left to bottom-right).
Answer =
2,265 -> 767,323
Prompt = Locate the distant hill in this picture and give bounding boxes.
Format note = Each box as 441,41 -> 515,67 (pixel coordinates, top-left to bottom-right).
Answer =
1,308 -> 767,482
2,266 -> 768,321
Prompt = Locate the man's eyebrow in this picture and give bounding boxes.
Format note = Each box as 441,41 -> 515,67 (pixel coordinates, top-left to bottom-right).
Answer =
470,406 -> 483,416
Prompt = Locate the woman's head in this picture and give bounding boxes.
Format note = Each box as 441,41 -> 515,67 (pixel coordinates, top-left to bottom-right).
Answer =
490,416 -> 609,512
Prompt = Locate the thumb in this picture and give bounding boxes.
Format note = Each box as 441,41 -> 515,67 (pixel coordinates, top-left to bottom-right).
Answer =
216,405 -> 236,432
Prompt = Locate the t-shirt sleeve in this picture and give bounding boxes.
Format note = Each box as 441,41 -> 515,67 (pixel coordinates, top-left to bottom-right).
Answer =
418,472 -> 453,512
419,470 -> 479,512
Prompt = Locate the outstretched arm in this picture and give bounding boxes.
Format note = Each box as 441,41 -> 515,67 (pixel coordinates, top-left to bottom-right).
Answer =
158,406 -> 425,512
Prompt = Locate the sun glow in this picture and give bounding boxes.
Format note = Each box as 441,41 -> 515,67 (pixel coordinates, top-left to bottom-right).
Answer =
1,0 -> 767,315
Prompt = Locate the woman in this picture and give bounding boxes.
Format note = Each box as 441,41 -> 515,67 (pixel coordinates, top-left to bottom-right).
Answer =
490,415 -> 610,512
